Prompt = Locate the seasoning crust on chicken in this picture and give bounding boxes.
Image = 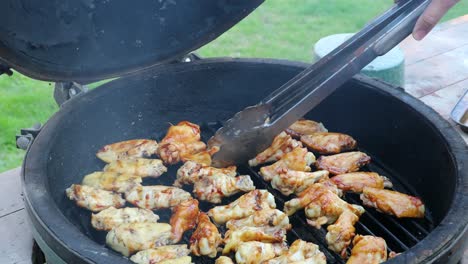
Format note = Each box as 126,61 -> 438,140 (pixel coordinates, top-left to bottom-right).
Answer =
360,187 -> 425,218
235,241 -> 288,264
104,158 -> 167,178
271,170 -> 329,196
316,151 -> 371,175
300,132 -> 357,154
91,207 -> 159,231
193,174 -> 255,204
284,182 -> 342,216
326,210 -> 359,257
190,212 -> 222,258
346,235 -> 388,264
82,171 -> 142,193
248,132 -> 303,167
66,184 -> 125,212
170,199 -> 200,243
175,161 -> 237,187
215,256 -> 235,264
125,185 -> 191,210
129,245 -> 190,264
260,147 -> 315,181
330,172 -> 393,193
285,119 -> 328,138
106,222 -> 172,256
208,190 -> 276,224
96,139 -> 158,163
265,239 -> 327,264
226,209 -> 291,231
222,226 -> 287,254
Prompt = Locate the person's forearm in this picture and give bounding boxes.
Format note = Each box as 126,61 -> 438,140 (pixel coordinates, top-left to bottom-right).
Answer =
412,0 -> 460,40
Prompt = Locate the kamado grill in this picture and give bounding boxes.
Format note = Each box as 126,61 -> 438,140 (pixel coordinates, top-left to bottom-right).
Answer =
0,1 -> 466,264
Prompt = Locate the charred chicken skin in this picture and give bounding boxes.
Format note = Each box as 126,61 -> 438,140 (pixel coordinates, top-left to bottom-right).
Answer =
260,147 -> 315,181
82,171 -> 142,193
284,182 -> 342,216
65,184 -> 125,212
235,241 -> 288,264
170,199 -> 200,243
190,212 -> 222,258
125,185 -> 191,210
326,210 -> 359,257
129,245 -> 190,264
316,151 -> 371,175
265,239 -> 327,264
91,207 -> 159,231
285,119 -> 328,138
271,169 -> 329,196
330,172 -> 393,193
175,161 -> 237,187
96,139 -> 158,163
193,174 -> 255,204
346,235 -> 388,264
222,226 -> 287,254
103,158 -> 167,178
248,132 -> 303,166
226,208 -> 291,231
300,132 -> 357,154
360,187 -> 425,218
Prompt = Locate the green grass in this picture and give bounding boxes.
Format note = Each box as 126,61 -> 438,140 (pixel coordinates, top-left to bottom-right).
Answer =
0,0 -> 466,172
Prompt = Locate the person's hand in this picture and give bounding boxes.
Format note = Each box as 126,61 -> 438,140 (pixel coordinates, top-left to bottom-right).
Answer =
413,0 -> 460,40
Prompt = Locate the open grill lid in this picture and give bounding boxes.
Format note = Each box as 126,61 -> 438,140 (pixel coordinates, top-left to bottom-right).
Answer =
0,0 -> 263,82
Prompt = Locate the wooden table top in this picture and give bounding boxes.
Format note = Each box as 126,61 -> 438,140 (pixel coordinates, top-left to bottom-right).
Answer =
0,15 -> 467,264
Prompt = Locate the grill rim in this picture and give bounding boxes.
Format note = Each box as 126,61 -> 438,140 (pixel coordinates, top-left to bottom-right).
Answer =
21,58 -> 468,264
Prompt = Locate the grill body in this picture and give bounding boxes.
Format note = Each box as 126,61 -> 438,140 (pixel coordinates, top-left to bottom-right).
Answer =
22,59 -> 467,263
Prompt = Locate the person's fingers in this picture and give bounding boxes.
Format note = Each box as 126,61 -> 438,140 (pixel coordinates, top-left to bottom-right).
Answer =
413,0 -> 460,40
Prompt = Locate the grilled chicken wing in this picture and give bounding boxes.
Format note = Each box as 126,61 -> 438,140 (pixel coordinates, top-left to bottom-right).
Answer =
159,256 -> 192,264
285,119 -> 328,138
271,170 -> 329,196
330,172 -> 392,193
125,185 -> 191,210
360,187 -> 425,218
216,256 -> 235,264
170,199 -> 200,243
208,190 -> 276,224
182,147 -> 219,167
326,210 -> 359,257
106,222 -> 172,256
260,147 -> 315,181
91,207 -> 159,231
65,184 -> 125,212
300,132 -> 356,154
175,161 -> 237,187
305,189 -> 365,228
157,121 -> 209,165
193,174 -> 255,204
129,245 -> 190,264
82,171 -> 142,193
226,209 -> 291,230
346,235 -> 387,264
235,241 -> 288,264
316,151 -> 371,175
104,158 -> 167,178
223,226 -> 287,254
265,239 -> 327,264
284,182 -> 342,216
190,212 -> 222,258
96,139 -> 158,163
248,132 -> 303,166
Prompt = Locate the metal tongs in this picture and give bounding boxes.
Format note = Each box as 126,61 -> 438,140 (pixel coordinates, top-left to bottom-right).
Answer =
209,0 -> 430,167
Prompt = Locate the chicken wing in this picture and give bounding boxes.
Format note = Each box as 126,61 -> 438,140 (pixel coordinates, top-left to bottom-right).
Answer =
103,158 -> 167,178
129,245 -> 190,264
360,187 -> 425,218
330,172 -> 392,193
175,161 -> 237,187
190,212 -> 222,258
316,151 -> 371,175
223,226 -> 286,254
248,132 -> 303,167
346,235 -> 387,264
65,184 -> 125,212
91,207 -> 159,231
326,210 -> 359,257
265,239 -> 326,264
305,189 -> 365,228
285,119 -> 328,138
169,199 -> 200,243
208,190 -> 276,224
226,209 -> 291,230
260,147 -> 315,181
96,139 -> 158,163
215,256 -> 235,264
300,132 -> 356,155
125,185 -> 191,210
159,256 -> 192,264
284,182 -> 342,216
235,241 -> 288,264
106,222 -> 172,256
271,170 -> 329,196
157,121 -> 209,165
82,171 -> 142,193
193,174 -> 255,204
